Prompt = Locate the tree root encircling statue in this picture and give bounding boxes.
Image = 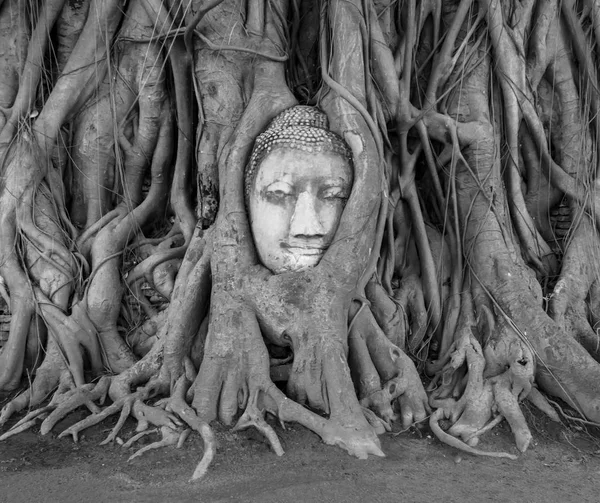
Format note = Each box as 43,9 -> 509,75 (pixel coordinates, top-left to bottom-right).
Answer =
1,0 -> 600,480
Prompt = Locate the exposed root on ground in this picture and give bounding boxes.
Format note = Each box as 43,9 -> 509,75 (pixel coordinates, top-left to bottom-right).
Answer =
429,409 -> 518,460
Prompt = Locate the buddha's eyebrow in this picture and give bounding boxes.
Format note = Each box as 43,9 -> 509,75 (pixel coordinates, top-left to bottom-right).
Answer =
320,177 -> 351,187
264,180 -> 294,190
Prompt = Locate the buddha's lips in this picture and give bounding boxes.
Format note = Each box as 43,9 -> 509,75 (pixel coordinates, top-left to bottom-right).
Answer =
281,245 -> 326,256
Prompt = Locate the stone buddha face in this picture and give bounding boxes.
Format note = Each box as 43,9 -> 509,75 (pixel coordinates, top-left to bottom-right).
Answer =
248,148 -> 353,273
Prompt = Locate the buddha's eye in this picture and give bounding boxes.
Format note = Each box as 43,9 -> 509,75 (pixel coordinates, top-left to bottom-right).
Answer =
268,189 -> 291,199
264,182 -> 293,201
321,187 -> 348,200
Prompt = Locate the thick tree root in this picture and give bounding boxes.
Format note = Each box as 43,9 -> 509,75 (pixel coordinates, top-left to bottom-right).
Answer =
350,302 -> 429,429
265,384 -> 385,460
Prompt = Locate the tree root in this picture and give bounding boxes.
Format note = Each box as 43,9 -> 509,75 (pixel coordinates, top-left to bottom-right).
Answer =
191,289 -> 384,460
0,407 -> 51,442
233,390 -> 285,456
4,0 -> 600,484
268,384 -> 385,460
165,375 -> 216,481
127,426 -> 188,462
429,409 -> 518,460
46,355 -> 217,479
430,327 -> 534,455
526,387 -> 561,423
58,387 -> 181,442
40,377 -> 111,435
0,376 -> 109,441
350,301 -> 430,429
0,339 -> 73,428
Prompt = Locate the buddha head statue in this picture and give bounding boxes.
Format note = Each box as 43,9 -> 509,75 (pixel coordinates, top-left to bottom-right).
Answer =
245,106 -> 354,274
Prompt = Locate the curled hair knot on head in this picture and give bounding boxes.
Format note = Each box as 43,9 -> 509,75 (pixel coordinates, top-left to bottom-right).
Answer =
245,106 -> 353,202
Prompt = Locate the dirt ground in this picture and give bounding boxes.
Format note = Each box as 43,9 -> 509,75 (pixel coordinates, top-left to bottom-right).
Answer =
1,399 -> 599,503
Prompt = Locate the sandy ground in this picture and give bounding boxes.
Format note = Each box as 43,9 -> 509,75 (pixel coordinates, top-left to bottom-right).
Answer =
1,405 -> 599,503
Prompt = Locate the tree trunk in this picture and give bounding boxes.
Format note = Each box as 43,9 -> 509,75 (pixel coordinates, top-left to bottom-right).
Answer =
1,0 -> 600,478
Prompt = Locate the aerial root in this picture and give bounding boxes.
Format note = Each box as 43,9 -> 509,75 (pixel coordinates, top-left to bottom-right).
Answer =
232,390 -> 284,456
430,409 -> 518,460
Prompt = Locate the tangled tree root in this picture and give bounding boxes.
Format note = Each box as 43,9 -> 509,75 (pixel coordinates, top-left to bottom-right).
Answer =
4,0 -> 600,482
429,408 -> 518,460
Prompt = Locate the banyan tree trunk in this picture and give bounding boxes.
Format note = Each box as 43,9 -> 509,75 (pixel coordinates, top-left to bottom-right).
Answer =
0,0 -> 600,478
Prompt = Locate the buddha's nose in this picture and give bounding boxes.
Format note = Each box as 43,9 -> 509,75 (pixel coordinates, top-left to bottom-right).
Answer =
290,192 -> 325,238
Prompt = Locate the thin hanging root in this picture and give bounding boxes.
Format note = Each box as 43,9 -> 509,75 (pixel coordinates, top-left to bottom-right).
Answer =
0,412 -> 50,441
233,399 -> 284,456
128,426 -> 185,462
429,409 -> 518,460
